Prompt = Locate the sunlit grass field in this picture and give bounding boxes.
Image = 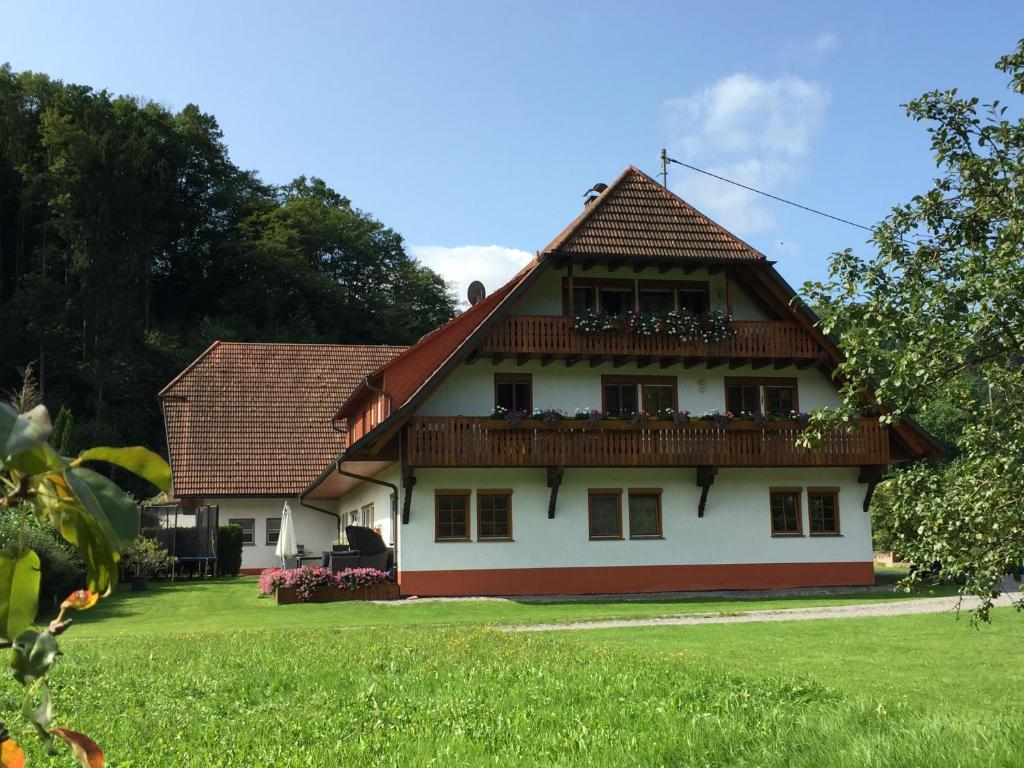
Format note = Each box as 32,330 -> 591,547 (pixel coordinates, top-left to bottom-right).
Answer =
12,577 -> 1021,767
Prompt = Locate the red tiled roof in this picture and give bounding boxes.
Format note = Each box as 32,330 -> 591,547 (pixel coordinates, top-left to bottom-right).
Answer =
336,258 -> 540,423
161,342 -> 406,497
543,166 -> 765,261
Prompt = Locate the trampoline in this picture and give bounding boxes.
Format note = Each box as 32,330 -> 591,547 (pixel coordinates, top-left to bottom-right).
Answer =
142,504 -> 220,579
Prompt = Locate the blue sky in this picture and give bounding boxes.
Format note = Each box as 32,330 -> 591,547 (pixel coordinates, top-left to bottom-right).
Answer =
3,1 -> 1022,301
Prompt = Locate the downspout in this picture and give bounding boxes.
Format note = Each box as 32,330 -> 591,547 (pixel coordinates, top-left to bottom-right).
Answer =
328,376 -> 400,563
298,491 -> 342,542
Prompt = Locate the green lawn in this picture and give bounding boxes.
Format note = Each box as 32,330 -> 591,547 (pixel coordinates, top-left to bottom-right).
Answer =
62,576 -> 955,637
11,578 -> 1020,767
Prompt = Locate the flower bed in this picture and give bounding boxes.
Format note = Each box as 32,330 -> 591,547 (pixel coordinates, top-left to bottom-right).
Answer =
573,308 -> 735,343
259,565 -> 398,604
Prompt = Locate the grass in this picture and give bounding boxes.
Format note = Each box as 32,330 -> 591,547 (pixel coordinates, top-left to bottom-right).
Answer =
10,577 -> 1019,767
62,576 -> 956,637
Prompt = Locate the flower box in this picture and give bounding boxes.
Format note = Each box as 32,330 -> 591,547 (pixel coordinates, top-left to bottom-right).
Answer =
276,582 -> 400,605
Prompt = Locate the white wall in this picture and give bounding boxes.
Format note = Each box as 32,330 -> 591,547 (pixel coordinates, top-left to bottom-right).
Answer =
510,265 -> 768,321
418,360 -> 839,417
397,467 -> 869,573
208,497 -> 339,571
333,465 -> 401,546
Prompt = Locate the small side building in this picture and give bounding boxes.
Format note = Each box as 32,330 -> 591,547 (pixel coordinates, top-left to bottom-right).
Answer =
159,341 -> 406,572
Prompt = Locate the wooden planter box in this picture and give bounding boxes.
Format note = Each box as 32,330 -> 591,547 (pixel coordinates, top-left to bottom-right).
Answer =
276,582 -> 400,605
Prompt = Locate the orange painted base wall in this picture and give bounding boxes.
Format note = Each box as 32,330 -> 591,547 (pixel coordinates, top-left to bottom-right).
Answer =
398,562 -> 874,597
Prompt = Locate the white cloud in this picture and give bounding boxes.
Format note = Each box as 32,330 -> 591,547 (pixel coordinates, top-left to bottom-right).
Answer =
662,73 -> 828,235
410,244 -> 533,307
812,32 -> 839,56
781,31 -> 839,61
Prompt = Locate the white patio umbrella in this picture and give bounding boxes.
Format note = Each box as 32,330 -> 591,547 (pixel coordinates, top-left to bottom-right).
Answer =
275,501 -> 298,567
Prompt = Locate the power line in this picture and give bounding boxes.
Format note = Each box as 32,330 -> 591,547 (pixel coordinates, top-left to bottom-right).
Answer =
660,151 -> 876,235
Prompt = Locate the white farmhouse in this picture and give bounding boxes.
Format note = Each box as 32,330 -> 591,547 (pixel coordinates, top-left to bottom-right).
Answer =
165,166 -> 941,590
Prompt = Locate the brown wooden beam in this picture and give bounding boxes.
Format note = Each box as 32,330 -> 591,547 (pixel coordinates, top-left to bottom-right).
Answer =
516,354 -> 530,366
683,358 -> 703,369
658,261 -> 674,274
491,353 -> 505,365
633,264 -> 646,274
401,469 -> 417,525
750,359 -> 772,370
858,465 -> 886,512
465,348 -> 480,365
636,357 -> 654,369
705,358 -> 726,369
612,358 -> 630,369
581,260 -> 596,271
607,260 -> 623,272
565,356 -> 580,368
660,357 -> 680,369
696,465 -> 717,518
773,359 -> 791,370
728,358 -> 749,370
540,355 -> 555,367
707,265 -> 722,275
546,466 -> 564,519
588,356 -> 605,368
682,263 -> 698,275
796,358 -> 816,369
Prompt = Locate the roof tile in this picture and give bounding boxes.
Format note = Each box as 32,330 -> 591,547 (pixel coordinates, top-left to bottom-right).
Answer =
544,166 -> 764,261
162,342 -> 405,497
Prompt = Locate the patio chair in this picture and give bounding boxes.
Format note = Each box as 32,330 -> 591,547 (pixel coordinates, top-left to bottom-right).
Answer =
324,526 -> 393,573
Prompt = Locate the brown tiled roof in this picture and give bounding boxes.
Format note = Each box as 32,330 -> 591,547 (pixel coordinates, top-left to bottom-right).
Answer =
160,342 -> 406,497
543,166 -> 764,262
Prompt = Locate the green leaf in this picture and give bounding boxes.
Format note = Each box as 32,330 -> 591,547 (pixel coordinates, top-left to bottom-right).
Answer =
0,547 -> 40,642
77,446 -> 171,493
4,441 -> 66,477
52,504 -> 119,596
10,631 -> 59,686
65,467 -> 139,550
0,404 -> 52,461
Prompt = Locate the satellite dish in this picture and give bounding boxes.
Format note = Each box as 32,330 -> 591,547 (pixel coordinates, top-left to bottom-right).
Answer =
467,280 -> 487,306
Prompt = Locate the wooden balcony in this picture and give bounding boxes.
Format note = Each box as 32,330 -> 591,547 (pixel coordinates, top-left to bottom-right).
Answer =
477,315 -> 821,365
405,417 -> 889,468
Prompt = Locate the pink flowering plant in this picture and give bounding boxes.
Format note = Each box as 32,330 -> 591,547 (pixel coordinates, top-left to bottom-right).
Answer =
258,565 -> 391,601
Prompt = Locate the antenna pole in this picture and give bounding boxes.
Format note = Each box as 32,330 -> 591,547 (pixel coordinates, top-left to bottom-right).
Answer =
659,148 -> 668,187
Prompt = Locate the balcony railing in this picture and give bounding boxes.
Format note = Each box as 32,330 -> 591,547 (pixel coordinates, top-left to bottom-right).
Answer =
478,315 -> 820,360
405,417 -> 889,468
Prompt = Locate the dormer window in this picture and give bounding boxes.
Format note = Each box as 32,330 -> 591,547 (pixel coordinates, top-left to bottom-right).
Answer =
494,373 -> 532,413
725,377 -> 798,416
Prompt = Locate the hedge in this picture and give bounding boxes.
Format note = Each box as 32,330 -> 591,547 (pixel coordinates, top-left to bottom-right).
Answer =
0,508 -> 86,607
217,524 -> 244,576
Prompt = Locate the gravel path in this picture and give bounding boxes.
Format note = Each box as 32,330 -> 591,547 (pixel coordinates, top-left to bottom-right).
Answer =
501,592 -> 1019,633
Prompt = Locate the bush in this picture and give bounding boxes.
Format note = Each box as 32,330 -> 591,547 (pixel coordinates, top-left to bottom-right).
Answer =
0,507 -> 86,607
122,536 -> 176,577
217,524 -> 243,577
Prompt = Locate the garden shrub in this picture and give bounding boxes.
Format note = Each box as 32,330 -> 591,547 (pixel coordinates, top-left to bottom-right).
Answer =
217,524 -> 243,576
0,507 -> 85,607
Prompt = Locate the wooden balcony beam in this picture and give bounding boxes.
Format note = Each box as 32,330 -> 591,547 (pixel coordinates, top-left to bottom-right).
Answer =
728,358 -> 750,370
607,260 -> 623,272
516,354 -> 530,366
465,348 -> 480,365
658,261 -> 674,274
491,353 -> 505,365
636,357 -> 654,369
683,358 -> 703,369
401,469 -> 416,525
750,359 -> 772,370
565,356 -> 580,368
588,356 -> 605,368
660,357 -> 680,369
540,355 -> 555,367
706,357 -> 726,369
696,465 -> 718,518
546,466 -> 564,519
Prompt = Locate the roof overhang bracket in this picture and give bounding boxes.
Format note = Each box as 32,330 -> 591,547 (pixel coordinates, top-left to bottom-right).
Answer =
401,469 -> 417,524
696,465 -> 717,518
858,465 -> 886,513
546,466 -> 564,519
